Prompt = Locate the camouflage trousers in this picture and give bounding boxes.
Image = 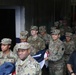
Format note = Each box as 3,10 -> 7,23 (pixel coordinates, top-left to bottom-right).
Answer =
64,55 -> 70,75
48,62 -> 64,75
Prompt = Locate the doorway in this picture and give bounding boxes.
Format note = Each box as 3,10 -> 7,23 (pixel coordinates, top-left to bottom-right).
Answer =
0,9 -> 15,50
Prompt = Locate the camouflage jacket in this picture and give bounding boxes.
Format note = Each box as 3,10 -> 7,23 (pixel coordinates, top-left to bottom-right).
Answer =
38,33 -> 51,45
0,50 -> 17,65
48,39 -> 65,62
27,36 -> 45,55
16,55 -> 41,75
64,40 -> 75,55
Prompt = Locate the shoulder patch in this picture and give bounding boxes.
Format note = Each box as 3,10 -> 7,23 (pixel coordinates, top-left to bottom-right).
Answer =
62,48 -> 64,51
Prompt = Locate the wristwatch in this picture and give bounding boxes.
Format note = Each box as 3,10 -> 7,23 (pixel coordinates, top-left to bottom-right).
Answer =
70,72 -> 74,75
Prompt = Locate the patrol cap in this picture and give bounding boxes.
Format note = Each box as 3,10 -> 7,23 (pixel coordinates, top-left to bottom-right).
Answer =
20,30 -> 28,39
39,26 -> 46,33
54,21 -> 59,26
17,42 -> 31,51
50,26 -> 56,31
30,26 -> 38,30
65,32 -> 72,37
1,38 -> 12,44
51,29 -> 60,34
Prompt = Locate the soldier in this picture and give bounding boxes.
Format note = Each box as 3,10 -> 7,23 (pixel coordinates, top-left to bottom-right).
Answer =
39,26 -> 51,49
54,21 -> 59,29
64,32 -> 75,62
45,29 -> 65,75
59,19 -> 63,28
13,30 -> 28,55
72,31 -> 76,47
50,26 -> 56,31
62,20 -> 72,33
0,38 -> 17,65
38,26 -> 50,75
27,26 -> 45,55
64,32 -> 75,75
16,42 -> 41,75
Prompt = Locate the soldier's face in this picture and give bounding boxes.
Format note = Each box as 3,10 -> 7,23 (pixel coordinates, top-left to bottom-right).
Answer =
1,44 -> 10,52
52,34 -> 59,40
20,39 -> 27,42
40,32 -> 45,35
66,36 -> 71,41
31,30 -> 38,36
17,49 -> 30,60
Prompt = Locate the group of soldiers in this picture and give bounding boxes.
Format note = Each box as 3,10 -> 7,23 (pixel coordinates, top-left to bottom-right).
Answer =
0,19 -> 76,75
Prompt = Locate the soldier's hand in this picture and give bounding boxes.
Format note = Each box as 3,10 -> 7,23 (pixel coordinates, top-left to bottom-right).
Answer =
71,73 -> 75,75
45,50 -> 50,56
44,57 -> 48,60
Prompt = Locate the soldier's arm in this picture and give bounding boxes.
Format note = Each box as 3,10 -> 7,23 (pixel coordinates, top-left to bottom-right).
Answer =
27,36 -> 31,43
48,43 -> 65,61
39,39 -> 45,50
35,63 -> 42,75
71,41 -> 76,51
67,64 -> 75,75
13,44 -> 18,54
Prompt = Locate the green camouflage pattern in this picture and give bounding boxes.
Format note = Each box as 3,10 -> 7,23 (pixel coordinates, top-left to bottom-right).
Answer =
16,55 -> 41,75
48,39 -> 65,75
0,50 -> 17,65
27,36 -> 45,55
38,33 -> 51,45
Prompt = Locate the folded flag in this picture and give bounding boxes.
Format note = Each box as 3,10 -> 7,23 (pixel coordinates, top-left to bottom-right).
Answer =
0,62 -> 15,75
33,49 -> 48,69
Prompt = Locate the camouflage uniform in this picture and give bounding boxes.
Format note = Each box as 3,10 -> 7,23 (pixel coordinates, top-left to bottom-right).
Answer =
62,19 -> 73,33
63,32 -> 75,75
59,20 -> 72,37
72,33 -> 76,47
38,26 -> 50,75
64,40 -> 75,60
27,26 -> 45,55
64,32 -> 75,61
28,36 -> 45,55
0,51 -> 17,65
13,30 -> 28,55
38,33 -> 51,45
63,26 -> 72,33
39,26 -> 51,49
48,29 -> 65,75
0,38 -> 17,65
50,26 -> 56,31
54,21 -> 59,29
16,55 -> 41,75
16,42 -> 41,75
59,28 -> 65,36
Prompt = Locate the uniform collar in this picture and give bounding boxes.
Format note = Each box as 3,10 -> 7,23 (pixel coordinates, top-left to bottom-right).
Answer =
18,55 -> 31,66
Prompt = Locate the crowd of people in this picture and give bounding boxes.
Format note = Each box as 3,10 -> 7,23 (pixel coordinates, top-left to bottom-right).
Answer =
0,19 -> 76,75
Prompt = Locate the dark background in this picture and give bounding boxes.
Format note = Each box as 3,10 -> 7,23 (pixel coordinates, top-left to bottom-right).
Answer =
0,9 -> 15,50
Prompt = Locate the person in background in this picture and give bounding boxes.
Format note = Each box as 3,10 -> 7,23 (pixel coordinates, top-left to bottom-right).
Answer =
64,32 -> 76,75
39,26 -> 51,49
13,30 -> 28,55
38,26 -> 50,75
27,26 -> 45,55
54,21 -> 59,29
